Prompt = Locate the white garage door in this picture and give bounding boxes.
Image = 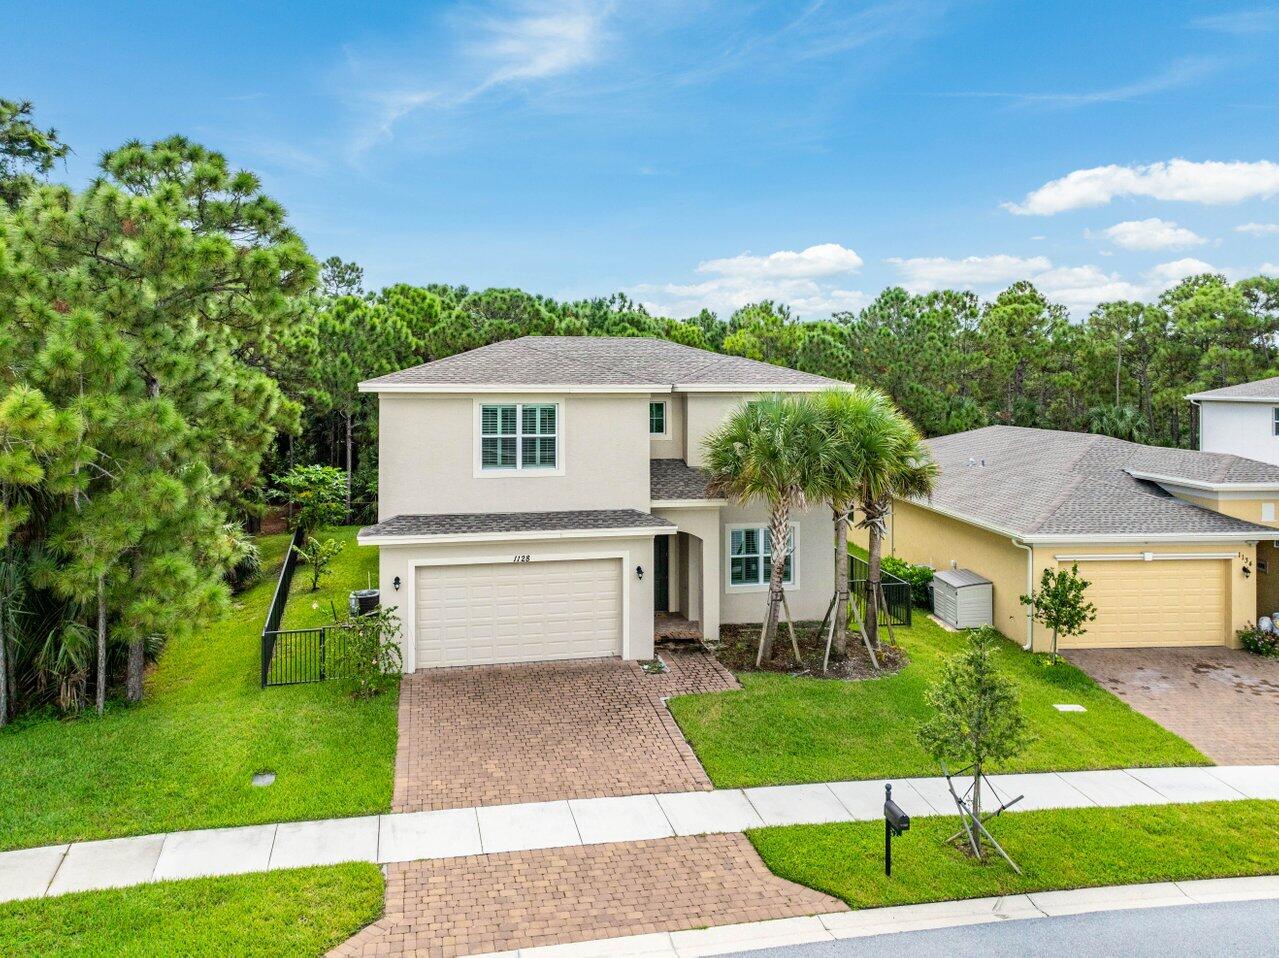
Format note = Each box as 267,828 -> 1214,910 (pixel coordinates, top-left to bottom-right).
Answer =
1060,559 -> 1227,649
414,558 -> 622,667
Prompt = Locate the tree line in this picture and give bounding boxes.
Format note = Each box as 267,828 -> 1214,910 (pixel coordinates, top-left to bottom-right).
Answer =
3,97 -> 1279,723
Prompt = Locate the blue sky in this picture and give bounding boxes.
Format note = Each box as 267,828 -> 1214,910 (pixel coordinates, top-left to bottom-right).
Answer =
6,1 -> 1279,317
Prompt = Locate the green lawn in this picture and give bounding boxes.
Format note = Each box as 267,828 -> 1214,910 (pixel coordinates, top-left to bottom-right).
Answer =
0,526 -> 398,852
669,614 -> 1207,788
750,800 -> 1279,909
0,863 -> 383,958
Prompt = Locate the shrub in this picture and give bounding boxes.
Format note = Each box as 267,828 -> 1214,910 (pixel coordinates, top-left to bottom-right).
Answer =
272,465 -> 347,536
882,555 -> 934,608
292,536 -> 344,592
1239,626 -> 1279,657
336,607 -> 403,699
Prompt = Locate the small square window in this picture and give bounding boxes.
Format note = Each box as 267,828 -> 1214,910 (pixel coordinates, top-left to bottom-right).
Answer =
1263,502 -> 1276,522
649,401 -> 666,436
481,403 -> 557,471
728,525 -> 794,586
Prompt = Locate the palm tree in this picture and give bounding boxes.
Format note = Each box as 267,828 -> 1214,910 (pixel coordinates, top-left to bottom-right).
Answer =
812,386 -> 900,657
855,416 -> 938,649
1087,404 -> 1149,444
703,394 -> 830,665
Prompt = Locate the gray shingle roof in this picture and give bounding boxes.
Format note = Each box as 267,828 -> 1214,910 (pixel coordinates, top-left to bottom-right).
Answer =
650,459 -> 716,500
359,509 -> 674,539
922,426 -> 1279,539
361,336 -> 842,390
1188,376 -> 1279,401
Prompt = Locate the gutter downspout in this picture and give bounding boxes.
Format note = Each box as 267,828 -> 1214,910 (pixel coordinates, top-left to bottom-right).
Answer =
1012,538 -> 1034,651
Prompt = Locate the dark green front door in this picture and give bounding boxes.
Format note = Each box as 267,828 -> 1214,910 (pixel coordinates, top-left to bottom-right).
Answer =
654,536 -> 669,612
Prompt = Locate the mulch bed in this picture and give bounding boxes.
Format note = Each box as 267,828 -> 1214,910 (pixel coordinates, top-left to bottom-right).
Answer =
709,621 -> 908,680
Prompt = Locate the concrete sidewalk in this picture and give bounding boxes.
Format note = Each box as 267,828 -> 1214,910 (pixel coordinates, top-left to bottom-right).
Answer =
2,763 -> 1276,904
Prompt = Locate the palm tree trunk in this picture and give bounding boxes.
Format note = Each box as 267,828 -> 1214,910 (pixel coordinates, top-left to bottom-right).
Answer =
866,510 -> 883,650
757,501 -> 790,666
832,504 -> 851,655
95,573 -> 107,716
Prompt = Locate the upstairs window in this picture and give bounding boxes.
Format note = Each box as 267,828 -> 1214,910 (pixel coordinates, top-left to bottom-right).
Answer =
729,525 -> 795,586
481,403 -> 557,470
1273,407 -> 1279,437
649,401 -> 667,436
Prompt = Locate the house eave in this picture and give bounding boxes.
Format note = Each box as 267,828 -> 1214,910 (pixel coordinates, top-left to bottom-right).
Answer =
1185,394 -> 1279,404
357,525 -> 678,546
1125,470 -> 1279,494
358,382 -> 673,395
651,498 -> 728,509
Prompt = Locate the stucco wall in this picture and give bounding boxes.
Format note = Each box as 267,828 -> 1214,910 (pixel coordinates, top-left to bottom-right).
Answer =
377,393 -> 651,519
684,393 -> 754,467
1199,401 -> 1279,465
375,534 -> 658,670
718,502 -> 836,624
1172,491 -> 1279,529
649,393 -> 686,459
863,501 -> 1031,642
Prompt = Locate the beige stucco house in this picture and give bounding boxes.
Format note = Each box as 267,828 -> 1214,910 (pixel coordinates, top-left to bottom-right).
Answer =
358,336 -> 843,671
856,424 -> 1279,651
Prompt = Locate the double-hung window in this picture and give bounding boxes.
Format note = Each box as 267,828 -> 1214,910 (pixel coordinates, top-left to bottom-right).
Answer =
649,401 -> 667,436
1272,407 -> 1279,437
729,524 -> 795,587
480,403 -> 557,470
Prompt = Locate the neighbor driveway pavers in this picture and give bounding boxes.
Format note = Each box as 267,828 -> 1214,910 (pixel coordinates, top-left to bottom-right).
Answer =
1067,647 -> 1279,764
393,651 -> 738,813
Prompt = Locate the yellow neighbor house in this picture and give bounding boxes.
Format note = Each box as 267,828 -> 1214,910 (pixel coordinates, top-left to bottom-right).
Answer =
855,424 -> 1279,651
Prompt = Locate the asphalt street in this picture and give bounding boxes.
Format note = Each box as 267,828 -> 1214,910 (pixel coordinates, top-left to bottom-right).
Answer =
733,899 -> 1279,958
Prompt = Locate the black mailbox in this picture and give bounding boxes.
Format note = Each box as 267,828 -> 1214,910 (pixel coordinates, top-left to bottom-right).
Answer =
883,784 -> 909,876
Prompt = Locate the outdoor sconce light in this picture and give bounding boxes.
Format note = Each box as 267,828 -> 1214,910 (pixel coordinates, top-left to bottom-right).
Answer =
1243,563 -> 1252,579
393,576 -> 402,591
883,783 -> 911,877
636,565 -> 644,580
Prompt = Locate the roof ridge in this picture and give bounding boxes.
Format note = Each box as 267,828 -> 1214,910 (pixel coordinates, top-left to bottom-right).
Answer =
515,336 -> 654,384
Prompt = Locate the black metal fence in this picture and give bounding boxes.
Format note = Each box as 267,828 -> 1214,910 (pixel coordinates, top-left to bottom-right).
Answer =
260,527 -> 352,687
849,553 -> 913,628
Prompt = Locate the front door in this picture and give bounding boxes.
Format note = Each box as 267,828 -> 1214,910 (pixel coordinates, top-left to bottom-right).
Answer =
654,536 -> 669,612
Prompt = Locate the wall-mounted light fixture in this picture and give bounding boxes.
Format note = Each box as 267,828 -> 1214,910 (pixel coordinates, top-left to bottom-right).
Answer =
636,565 -> 644,580
393,575 -> 402,591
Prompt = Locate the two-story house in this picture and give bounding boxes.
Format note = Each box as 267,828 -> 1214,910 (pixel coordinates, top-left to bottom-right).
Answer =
356,336 -> 844,671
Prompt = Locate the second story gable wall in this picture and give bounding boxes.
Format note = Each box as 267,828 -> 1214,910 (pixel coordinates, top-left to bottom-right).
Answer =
684,393 -> 755,468
1200,401 -> 1279,466
377,393 -> 651,520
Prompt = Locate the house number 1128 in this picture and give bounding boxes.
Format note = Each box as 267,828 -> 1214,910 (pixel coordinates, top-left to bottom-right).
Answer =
512,555 -> 531,563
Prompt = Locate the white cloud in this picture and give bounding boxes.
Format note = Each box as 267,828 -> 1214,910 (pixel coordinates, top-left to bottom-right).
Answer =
1192,9 -> 1279,34
1262,263 -> 1279,276
467,0 -> 607,90
1032,265 -> 1149,311
1147,258 -> 1218,285
886,254 -> 1051,293
1005,158 -> 1279,215
1098,218 -> 1205,251
629,243 -> 867,318
1237,222 -> 1279,236
697,243 -> 864,280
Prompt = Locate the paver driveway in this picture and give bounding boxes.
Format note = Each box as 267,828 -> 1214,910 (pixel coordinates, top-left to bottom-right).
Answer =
1067,647 -> 1279,764
393,649 -> 738,812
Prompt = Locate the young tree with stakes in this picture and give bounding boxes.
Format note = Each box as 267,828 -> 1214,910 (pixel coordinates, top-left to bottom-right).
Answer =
917,627 -> 1032,861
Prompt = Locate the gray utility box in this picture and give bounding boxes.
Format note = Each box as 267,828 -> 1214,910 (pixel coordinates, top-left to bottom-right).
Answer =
932,568 -> 993,629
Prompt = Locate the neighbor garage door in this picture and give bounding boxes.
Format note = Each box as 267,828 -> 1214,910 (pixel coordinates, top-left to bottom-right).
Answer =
414,558 -> 622,667
1060,558 -> 1227,649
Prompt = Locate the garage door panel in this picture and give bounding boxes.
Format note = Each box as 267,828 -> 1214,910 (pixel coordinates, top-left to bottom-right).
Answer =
1061,559 -> 1226,649
415,558 -> 622,667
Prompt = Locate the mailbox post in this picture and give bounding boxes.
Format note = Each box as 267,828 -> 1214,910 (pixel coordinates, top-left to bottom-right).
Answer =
883,783 -> 910,877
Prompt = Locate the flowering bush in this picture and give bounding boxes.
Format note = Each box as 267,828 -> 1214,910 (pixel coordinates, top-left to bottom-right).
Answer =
1238,626 -> 1279,658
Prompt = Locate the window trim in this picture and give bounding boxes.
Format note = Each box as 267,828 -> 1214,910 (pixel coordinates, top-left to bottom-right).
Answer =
473,398 -> 566,478
1272,407 -> 1279,438
725,522 -> 799,592
649,400 -> 669,438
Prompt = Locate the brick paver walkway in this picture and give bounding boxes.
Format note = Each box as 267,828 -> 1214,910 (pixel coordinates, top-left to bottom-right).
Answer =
1067,647 -> 1279,764
329,833 -> 846,958
393,650 -> 738,812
